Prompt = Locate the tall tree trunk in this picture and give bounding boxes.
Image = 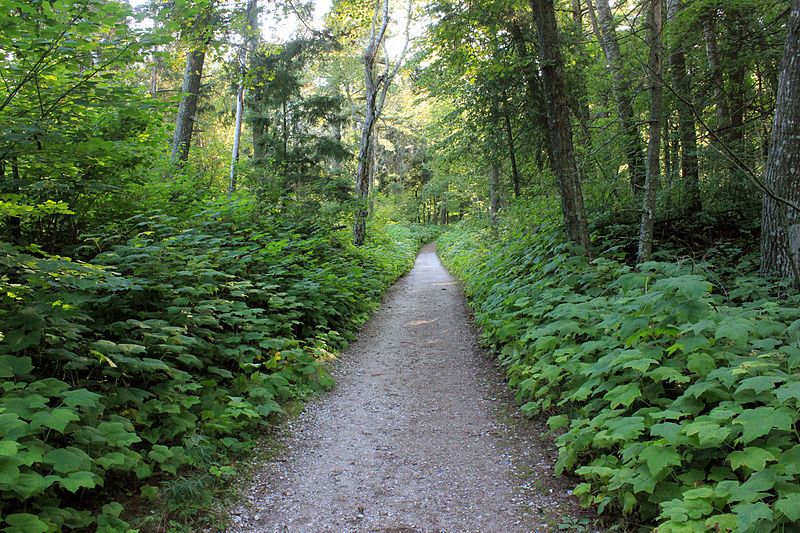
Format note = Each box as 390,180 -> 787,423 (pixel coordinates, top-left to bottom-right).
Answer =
2,158 -> 21,243
638,0 -> 663,263
702,11 -> 730,135
228,85 -> 244,197
760,0 -> 800,281
508,22 -> 551,160
590,0 -> 646,192
530,0 -> 592,256
489,161 -> 501,222
726,13 -> 748,185
666,0 -> 701,212
353,0 -> 390,246
172,47 -> 206,162
228,0 -> 257,196
570,0 -> 593,143
149,54 -> 161,98
502,100 -> 521,198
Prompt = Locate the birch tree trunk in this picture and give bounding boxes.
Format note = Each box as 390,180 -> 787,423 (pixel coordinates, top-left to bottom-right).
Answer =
228,85 -> 244,196
760,0 -> 800,280
530,0 -> 592,256
353,0 -> 390,246
228,0 -> 257,196
353,0 -> 411,245
172,48 -> 206,162
666,0 -> 701,212
590,0 -> 646,192
637,0 -> 663,263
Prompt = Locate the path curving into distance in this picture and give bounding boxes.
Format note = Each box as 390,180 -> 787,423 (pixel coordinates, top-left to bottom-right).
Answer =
230,243 -> 589,532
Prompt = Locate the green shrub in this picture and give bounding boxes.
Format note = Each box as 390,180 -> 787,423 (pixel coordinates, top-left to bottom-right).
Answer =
438,205 -> 800,533
0,203 -> 433,531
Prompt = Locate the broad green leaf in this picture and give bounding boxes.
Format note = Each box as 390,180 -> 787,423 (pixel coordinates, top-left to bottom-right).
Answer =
43,446 -> 93,473
58,471 -> 99,493
13,472 -> 58,498
775,382 -> 800,403
604,384 -> 641,409
775,494 -> 800,520
704,514 -> 737,532
0,440 -> 20,457
547,414 -> 569,430
4,513 -> 49,533
29,408 -> 80,432
732,502 -> 772,532
60,388 -> 102,408
727,447 -> 776,471
715,317 -> 755,344
734,407 -> 794,443
640,445 -> 681,476
97,421 -> 141,447
0,355 -> 34,377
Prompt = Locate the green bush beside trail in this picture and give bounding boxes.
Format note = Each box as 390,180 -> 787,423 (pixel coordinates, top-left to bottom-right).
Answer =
438,204 -> 800,533
0,203 -> 437,531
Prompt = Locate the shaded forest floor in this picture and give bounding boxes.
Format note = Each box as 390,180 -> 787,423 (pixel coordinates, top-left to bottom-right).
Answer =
228,244 -> 596,532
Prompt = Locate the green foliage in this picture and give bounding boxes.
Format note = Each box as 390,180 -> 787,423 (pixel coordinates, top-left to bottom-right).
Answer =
439,199 -> 800,532
0,201 -> 434,530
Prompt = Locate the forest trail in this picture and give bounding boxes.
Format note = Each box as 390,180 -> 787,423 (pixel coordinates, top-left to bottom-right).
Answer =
229,244 -> 585,532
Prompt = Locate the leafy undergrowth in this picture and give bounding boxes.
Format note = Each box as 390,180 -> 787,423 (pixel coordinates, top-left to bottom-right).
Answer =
438,202 -> 800,533
0,202 -> 439,532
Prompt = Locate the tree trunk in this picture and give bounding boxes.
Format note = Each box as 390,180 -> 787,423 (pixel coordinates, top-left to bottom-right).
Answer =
570,0 -> 593,143
353,0 -> 390,246
172,47 -> 206,162
228,0 -> 256,196
228,85 -> 244,197
149,54 -> 161,98
760,0 -> 800,281
502,100 -> 521,198
590,0 -> 646,192
508,22 -> 551,160
489,161 -> 500,222
637,0 -> 663,263
666,0 -> 701,213
702,11 -> 730,135
530,0 -> 592,256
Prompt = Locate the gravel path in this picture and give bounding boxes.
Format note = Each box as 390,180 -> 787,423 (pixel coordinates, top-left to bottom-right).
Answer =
229,244 -> 589,532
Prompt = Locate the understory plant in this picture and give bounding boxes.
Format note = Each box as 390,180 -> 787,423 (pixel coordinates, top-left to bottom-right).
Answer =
438,201 -> 800,533
0,201 -> 437,531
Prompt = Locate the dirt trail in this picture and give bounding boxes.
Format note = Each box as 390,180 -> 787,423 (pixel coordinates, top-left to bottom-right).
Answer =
230,244 -> 587,532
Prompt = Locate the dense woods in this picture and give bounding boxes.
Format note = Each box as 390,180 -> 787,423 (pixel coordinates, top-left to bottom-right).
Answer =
2,0 -> 800,529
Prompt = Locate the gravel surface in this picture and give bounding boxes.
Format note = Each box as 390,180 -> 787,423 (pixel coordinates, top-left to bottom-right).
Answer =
229,244 -> 591,532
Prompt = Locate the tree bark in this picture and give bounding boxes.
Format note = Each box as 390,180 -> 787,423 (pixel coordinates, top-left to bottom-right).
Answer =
489,160 -> 501,222
570,0 -> 593,143
590,0 -> 646,192
760,0 -> 800,280
172,47 -> 206,162
637,0 -> 663,263
530,0 -> 592,256
229,0 -> 257,196
502,100 -> 521,198
666,0 -> 701,212
228,85 -> 244,197
702,11 -> 730,135
508,22 -> 551,159
353,0 -> 390,246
